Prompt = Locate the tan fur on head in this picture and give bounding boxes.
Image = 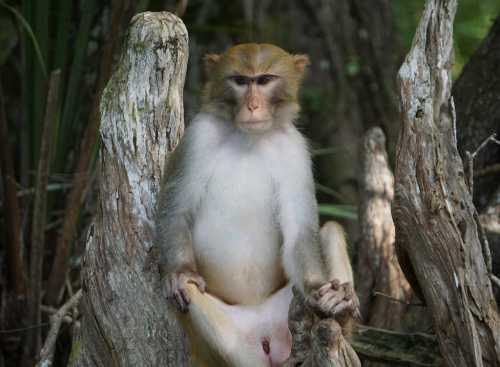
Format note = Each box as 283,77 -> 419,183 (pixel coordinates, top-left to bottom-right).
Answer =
201,43 -> 310,128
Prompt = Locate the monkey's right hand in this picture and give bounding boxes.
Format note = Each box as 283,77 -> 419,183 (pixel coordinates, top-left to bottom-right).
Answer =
164,270 -> 206,313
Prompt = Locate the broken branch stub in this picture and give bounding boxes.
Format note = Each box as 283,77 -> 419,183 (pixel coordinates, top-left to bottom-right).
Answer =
394,0 -> 500,367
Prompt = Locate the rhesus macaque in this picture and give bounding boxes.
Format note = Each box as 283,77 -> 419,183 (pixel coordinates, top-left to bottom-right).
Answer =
155,43 -> 358,367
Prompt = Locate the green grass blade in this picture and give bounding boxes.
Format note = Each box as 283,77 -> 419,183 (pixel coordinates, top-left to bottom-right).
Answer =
0,1 -> 47,76
318,204 -> 358,221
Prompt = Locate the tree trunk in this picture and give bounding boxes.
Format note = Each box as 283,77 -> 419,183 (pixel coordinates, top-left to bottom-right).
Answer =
357,127 -> 412,330
453,15 -> 500,211
69,12 -> 189,366
394,1 -> 500,366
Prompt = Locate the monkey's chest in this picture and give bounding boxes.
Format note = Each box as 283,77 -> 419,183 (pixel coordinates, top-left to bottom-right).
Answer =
192,153 -> 284,304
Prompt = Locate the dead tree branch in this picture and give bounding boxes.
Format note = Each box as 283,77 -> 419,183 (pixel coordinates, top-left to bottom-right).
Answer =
36,290 -> 82,367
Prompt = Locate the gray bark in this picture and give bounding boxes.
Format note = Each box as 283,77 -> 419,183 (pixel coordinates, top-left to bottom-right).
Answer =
394,1 -> 500,367
69,12 -> 189,367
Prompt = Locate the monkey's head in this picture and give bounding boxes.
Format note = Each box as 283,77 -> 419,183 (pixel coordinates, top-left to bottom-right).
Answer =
202,43 -> 310,133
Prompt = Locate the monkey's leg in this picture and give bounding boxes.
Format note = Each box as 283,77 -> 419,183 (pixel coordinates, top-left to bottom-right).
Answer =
180,283 -> 292,367
312,221 -> 360,330
320,221 -> 354,284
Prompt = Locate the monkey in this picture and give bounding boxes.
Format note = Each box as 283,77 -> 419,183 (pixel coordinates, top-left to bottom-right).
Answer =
155,43 -> 358,367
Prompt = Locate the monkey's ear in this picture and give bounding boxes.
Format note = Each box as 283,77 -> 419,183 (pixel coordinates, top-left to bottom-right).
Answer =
204,54 -> 221,73
293,54 -> 310,73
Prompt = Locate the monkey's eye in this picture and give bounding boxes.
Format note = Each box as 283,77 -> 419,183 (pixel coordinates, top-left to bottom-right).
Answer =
256,74 -> 277,85
229,75 -> 250,86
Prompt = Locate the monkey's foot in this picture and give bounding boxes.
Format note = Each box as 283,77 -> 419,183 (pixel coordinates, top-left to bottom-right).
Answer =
164,269 -> 206,313
307,280 -> 360,322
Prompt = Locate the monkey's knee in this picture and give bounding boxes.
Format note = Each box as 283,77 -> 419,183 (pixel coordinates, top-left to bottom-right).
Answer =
320,221 -> 353,285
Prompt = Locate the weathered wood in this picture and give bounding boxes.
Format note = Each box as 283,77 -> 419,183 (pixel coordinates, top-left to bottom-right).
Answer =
352,325 -> 441,367
69,12 -> 189,367
285,288 -> 361,367
394,1 -> 500,366
357,127 -> 412,331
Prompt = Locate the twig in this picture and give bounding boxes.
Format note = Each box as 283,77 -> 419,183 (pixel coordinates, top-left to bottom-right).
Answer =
0,323 -> 50,334
36,290 -> 82,367
466,133 -> 500,196
24,70 -> 61,363
373,292 -> 425,307
490,275 -> 500,290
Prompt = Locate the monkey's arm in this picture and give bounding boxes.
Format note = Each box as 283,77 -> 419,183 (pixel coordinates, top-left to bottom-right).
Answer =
155,140 -> 206,312
277,138 -> 358,325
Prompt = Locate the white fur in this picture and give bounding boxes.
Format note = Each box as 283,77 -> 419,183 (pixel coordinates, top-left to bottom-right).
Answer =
175,113 -> 317,303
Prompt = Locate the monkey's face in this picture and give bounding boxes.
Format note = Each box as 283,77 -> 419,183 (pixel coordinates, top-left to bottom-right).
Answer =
227,73 -> 281,132
202,44 -> 310,133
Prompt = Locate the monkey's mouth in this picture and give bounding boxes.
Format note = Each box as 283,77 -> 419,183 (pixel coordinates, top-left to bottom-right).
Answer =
238,119 -> 272,132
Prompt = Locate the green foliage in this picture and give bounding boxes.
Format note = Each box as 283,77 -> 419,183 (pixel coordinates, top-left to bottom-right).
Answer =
318,204 -> 358,221
392,0 -> 500,77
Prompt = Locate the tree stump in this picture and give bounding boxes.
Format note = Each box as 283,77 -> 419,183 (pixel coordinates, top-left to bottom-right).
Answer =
69,12 -> 189,367
394,0 -> 500,366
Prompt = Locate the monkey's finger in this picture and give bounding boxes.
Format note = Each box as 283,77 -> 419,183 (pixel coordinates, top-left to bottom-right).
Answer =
317,282 -> 334,297
319,291 -> 346,313
341,282 -> 355,300
179,286 -> 191,306
174,290 -> 188,313
330,279 -> 341,291
189,275 -> 206,293
331,299 -> 355,317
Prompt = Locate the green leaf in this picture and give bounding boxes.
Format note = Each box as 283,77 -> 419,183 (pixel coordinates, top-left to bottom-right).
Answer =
318,204 -> 358,221
0,1 -> 46,77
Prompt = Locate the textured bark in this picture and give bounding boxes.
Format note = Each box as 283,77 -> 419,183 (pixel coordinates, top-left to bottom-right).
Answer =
69,12 -> 189,367
394,1 -> 500,367
285,288 -> 361,367
453,16 -> 500,210
357,127 -> 412,330
45,0 -> 136,306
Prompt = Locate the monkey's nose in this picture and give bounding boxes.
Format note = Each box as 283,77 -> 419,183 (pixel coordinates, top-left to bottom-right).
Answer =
247,102 -> 259,112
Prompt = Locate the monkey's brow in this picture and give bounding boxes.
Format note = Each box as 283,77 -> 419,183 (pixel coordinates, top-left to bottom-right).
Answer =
227,74 -> 279,83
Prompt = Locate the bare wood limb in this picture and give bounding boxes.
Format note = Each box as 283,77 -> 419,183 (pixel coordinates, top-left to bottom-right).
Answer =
69,12 -> 189,366
36,290 -> 82,367
0,81 -> 27,296
394,1 -> 500,366
23,70 -> 61,366
466,133 -> 500,196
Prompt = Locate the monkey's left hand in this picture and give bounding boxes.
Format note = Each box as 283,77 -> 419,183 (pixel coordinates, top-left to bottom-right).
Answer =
307,279 -> 360,323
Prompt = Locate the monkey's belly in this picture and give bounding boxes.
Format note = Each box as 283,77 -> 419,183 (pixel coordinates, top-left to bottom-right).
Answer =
192,208 -> 285,305
192,144 -> 286,305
